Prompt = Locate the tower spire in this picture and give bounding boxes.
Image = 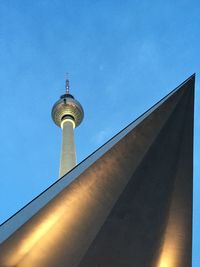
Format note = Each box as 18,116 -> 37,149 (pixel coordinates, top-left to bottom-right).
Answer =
65,73 -> 70,94
66,79 -> 70,94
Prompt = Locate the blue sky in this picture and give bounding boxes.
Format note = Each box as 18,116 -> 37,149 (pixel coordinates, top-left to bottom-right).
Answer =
0,0 -> 199,265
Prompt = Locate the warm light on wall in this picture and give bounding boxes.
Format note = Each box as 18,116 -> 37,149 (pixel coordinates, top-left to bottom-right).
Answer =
2,204 -> 65,266
18,213 -> 59,255
159,260 -> 169,267
156,205 -> 185,267
157,244 -> 177,267
2,178 -> 94,266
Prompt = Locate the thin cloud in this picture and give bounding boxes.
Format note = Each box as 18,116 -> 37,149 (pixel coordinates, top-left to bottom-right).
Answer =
93,128 -> 113,146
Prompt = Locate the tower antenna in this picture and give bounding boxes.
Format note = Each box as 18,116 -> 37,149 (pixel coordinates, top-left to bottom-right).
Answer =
65,73 -> 70,94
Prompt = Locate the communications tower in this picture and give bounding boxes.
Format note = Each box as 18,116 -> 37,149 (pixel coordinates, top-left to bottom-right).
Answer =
52,79 -> 84,177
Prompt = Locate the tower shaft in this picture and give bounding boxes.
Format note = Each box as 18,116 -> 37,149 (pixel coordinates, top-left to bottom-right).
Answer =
60,119 -> 76,177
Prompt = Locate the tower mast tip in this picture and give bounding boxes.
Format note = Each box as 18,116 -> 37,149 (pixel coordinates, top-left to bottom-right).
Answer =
65,73 -> 70,94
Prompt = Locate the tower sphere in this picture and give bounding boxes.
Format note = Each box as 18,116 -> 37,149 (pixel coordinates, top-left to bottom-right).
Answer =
52,93 -> 84,128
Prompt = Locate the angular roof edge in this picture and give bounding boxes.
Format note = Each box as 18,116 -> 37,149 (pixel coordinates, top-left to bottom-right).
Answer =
0,74 -> 195,243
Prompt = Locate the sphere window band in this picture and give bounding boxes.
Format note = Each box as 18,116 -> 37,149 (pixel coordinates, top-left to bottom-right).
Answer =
52,97 -> 84,128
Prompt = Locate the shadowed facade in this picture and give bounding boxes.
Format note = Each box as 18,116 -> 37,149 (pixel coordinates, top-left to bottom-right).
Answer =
0,75 -> 194,267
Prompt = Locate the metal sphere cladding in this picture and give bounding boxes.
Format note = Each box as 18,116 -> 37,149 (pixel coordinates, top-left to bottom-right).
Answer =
52,93 -> 84,128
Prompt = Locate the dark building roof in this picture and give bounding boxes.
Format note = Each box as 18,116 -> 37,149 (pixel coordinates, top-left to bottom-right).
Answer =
0,74 -> 195,267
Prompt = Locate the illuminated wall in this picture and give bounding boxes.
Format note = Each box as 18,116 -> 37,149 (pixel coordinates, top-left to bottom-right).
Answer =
0,75 -> 194,267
